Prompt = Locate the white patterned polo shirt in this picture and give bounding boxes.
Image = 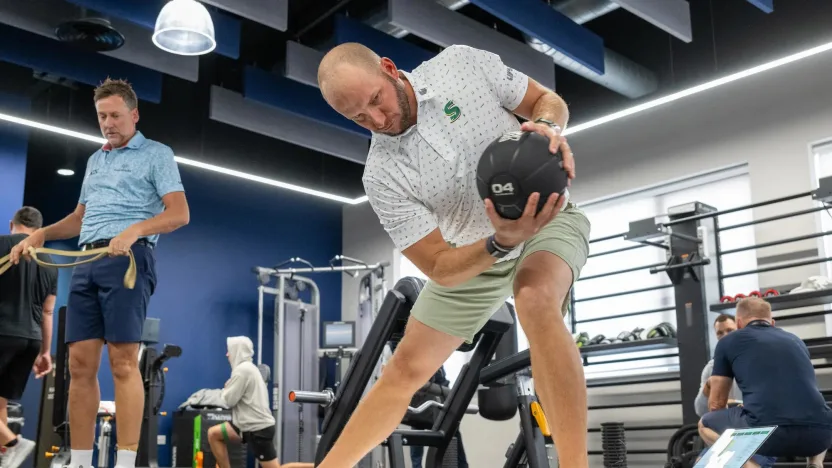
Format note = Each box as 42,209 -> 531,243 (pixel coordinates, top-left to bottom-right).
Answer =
362,44 -> 531,262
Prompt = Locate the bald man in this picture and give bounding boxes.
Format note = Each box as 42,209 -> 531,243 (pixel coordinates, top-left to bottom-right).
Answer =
700,298 -> 832,468
317,43 -> 591,468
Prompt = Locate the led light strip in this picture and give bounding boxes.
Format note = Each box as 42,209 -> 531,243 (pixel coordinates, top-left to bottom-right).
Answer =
563,39 -> 832,136
2,39 -> 831,204
0,112 -> 369,205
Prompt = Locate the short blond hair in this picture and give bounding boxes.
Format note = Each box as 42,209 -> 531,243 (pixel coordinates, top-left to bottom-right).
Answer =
736,297 -> 772,321
94,77 -> 138,110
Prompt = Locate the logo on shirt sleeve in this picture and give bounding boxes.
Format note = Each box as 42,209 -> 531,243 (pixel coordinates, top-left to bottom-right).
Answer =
443,100 -> 462,123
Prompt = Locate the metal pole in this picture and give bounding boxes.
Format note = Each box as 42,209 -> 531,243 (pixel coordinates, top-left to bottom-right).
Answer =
718,206 -> 827,231
276,276 -> 286,461
662,191 -> 814,227
258,286 -> 264,366
255,263 -> 387,276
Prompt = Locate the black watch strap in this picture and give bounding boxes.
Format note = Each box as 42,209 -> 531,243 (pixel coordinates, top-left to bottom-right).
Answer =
534,118 -> 561,131
486,234 -> 513,258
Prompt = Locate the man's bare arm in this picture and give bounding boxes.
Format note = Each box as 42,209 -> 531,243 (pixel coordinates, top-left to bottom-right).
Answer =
512,78 -> 569,130
403,229 -> 497,288
126,191 -> 190,238
40,294 -> 56,354
404,193 -> 561,288
708,376 -> 733,412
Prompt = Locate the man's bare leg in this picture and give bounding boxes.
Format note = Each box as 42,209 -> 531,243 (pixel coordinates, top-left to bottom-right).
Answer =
68,339 -> 105,467
108,342 -> 144,468
697,419 -> 720,446
317,319 -> 463,468
513,252 -> 588,468
806,450 -> 826,467
0,397 -> 13,445
207,424 -> 239,468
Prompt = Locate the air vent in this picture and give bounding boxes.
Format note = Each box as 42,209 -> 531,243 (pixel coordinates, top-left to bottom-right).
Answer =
55,16 -> 125,52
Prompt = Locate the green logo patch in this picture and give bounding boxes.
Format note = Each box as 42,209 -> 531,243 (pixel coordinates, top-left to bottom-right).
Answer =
444,100 -> 462,123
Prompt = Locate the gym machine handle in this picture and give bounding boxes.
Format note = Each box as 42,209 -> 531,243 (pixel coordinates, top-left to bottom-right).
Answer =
649,256 -> 710,274
288,390 -> 479,415
288,389 -> 335,407
408,400 -> 479,416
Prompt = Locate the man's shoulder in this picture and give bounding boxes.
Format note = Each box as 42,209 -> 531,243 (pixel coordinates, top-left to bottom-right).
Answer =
413,45 -> 479,79
138,137 -> 174,159
418,45 -> 477,68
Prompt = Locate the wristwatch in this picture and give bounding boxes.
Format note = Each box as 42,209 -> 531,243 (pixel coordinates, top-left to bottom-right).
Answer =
534,118 -> 562,133
486,234 -> 514,259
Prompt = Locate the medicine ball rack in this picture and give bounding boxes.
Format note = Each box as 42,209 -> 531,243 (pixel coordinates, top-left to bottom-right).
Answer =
564,175 -> 832,464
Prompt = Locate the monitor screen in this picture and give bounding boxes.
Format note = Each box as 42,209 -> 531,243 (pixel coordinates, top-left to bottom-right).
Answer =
693,426 -> 776,468
323,321 -> 355,348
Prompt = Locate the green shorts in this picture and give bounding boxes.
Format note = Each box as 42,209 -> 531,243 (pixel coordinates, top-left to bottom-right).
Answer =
410,203 -> 591,343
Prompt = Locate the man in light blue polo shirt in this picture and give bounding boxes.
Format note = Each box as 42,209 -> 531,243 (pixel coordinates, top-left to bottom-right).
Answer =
10,78 -> 190,468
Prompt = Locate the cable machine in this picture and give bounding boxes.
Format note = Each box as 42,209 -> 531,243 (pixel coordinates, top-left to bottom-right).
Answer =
253,255 -> 388,465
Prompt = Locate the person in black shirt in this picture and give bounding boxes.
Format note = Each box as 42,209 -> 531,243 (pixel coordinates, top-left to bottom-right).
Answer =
0,207 -> 58,468
700,297 -> 832,468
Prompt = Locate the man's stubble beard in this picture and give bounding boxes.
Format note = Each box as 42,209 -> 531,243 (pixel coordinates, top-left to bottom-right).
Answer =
383,73 -> 413,136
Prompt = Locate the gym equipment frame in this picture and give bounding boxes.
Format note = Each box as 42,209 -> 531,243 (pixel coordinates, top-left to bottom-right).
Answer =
253,255 -> 387,464
289,277 -> 513,467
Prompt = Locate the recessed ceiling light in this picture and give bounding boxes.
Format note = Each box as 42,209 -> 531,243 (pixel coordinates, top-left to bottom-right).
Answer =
57,168 -> 75,176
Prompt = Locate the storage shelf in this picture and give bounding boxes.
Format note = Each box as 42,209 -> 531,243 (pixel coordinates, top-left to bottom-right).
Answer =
581,336 -> 677,357
480,337 -> 678,385
710,289 -> 832,312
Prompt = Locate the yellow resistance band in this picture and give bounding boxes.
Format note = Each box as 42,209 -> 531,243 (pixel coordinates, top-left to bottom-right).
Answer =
0,246 -> 136,289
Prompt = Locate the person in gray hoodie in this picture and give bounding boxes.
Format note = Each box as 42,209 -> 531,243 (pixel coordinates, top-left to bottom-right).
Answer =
694,314 -> 742,417
207,336 -> 312,468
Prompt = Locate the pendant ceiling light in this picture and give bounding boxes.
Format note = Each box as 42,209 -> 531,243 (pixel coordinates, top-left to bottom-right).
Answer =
152,0 -> 216,56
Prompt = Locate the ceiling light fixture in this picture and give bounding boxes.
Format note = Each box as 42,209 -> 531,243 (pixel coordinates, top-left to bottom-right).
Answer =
152,0 -> 217,56
563,39 -> 832,136
0,112 -> 367,205
1,39 -> 831,205
57,168 -> 75,176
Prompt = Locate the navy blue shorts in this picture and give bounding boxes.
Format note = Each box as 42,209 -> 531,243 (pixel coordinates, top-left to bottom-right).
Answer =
701,406 -> 832,466
66,243 -> 157,344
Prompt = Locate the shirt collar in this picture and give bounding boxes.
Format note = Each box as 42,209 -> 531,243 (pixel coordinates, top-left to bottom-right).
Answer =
371,71 -> 434,150
102,131 -> 146,151
401,70 -> 436,104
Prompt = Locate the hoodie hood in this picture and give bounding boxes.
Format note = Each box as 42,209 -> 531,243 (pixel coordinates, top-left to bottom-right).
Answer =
227,336 -> 254,368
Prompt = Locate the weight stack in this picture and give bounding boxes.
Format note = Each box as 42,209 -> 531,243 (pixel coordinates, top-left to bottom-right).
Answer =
601,422 -> 627,468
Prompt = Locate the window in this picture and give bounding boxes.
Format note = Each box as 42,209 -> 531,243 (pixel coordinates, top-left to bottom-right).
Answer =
574,166 -> 756,377
395,165 -> 758,382
813,141 -> 832,272
811,140 -> 832,335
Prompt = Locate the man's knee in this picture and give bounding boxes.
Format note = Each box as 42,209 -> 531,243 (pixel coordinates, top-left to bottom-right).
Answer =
207,425 -> 224,443
109,356 -> 139,381
381,354 -> 432,392
108,344 -> 140,381
513,252 -> 572,320
69,342 -> 103,381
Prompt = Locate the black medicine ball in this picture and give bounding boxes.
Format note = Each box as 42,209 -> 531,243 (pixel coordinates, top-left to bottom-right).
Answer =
476,131 -> 569,220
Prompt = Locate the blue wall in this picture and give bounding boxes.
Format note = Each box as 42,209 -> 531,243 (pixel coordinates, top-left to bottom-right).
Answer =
17,152 -> 344,467
0,92 -> 29,225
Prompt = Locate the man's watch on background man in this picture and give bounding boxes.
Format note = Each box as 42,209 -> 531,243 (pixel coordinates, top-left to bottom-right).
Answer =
486,234 -> 514,259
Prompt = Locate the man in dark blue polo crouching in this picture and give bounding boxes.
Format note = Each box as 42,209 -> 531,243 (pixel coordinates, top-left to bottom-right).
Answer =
699,297 -> 832,468
10,78 -> 190,468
